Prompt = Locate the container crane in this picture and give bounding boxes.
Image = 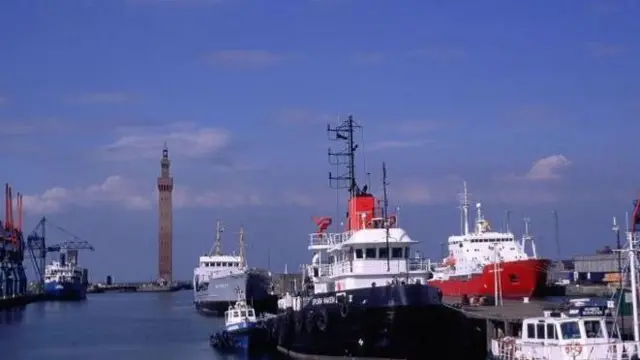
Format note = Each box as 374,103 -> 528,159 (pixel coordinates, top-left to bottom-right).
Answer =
26,217 -> 95,292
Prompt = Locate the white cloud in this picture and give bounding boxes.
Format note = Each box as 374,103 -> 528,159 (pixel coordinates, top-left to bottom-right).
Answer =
521,155 -> 572,181
21,176 -> 151,214
208,50 -> 287,68
351,52 -> 384,65
368,140 -> 428,151
72,92 -> 136,104
101,122 -> 230,161
171,186 -> 264,209
392,180 -> 432,205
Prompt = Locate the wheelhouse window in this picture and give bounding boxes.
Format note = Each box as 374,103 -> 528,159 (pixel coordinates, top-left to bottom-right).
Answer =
526,324 -> 535,339
560,321 -> 581,339
365,248 -> 376,258
584,320 -> 603,338
546,323 -> 558,339
355,249 -> 363,259
379,247 -> 388,258
391,247 -> 403,258
606,320 -> 620,339
536,324 -> 545,339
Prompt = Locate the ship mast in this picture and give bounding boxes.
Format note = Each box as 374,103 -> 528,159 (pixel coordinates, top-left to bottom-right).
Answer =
382,162 -> 391,272
211,220 -> 223,256
459,182 -> 470,235
238,225 -> 246,268
328,115 -> 362,200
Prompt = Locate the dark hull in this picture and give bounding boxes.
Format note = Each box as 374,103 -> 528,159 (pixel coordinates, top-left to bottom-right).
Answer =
270,283 -> 484,359
195,270 -> 278,316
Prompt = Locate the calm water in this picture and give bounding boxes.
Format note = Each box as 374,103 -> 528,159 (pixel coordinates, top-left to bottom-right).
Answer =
0,291 -> 274,360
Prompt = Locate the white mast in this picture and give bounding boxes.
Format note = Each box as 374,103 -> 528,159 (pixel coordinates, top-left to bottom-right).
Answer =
628,223 -> 640,342
238,225 -> 246,269
210,220 -> 223,256
459,182 -> 470,235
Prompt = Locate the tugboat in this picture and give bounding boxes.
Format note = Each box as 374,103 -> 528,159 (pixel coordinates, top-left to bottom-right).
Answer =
209,291 -> 269,353
271,115 -> 480,359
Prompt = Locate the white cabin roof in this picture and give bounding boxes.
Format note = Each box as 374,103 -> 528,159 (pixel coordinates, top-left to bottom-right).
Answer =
199,255 -> 242,263
339,228 -> 417,247
449,231 -> 514,241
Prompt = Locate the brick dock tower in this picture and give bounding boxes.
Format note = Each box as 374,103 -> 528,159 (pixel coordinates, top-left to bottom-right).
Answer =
157,143 -> 174,283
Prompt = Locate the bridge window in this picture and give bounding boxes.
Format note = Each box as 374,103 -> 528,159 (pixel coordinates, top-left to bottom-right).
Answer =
536,324 -> 545,339
404,248 -> 410,258
584,320 -> 603,338
546,324 -> 557,339
379,247 -> 389,258
560,321 -> 581,339
526,324 -> 535,339
240,310 -> 247,317
365,248 -> 376,258
355,249 -> 363,259
391,247 -> 403,258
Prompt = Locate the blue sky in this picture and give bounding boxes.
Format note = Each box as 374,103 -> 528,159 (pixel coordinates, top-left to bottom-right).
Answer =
1,0 -> 639,282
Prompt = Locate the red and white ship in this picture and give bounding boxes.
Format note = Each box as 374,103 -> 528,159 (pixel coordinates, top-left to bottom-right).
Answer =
428,183 -> 550,299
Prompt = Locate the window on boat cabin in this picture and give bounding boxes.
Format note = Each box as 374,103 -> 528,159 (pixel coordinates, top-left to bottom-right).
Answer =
404,248 -> 410,258
391,247 -> 403,258
365,248 -> 377,259
247,309 -> 255,317
232,311 -> 239,318
536,323 -> 545,339
240,310 -> 247,317
379,247 -> 389,259
606,320 -> 620,339
546,323 -> 558,339
584,320 -> 604,338
560,321 -> 581,339
355,249 -> 364,259
526,324 -> 535,339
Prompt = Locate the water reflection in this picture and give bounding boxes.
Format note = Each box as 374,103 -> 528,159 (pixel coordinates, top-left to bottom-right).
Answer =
0,308 -> 25,325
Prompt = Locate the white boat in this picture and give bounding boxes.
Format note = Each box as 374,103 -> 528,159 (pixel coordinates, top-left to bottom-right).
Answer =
428,183 -> 551,299
490,309 -> 631,359
271,115 -> 479,359
192,222 -> 273,315
491,205 -> 640,360
209,291 -> 267,352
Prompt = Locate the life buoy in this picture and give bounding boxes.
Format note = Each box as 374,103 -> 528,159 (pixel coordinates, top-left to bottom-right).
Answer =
339,301 -> 349,318
564,342 -> 582,357
316,307 -> 328,331
500,337 -> 515,358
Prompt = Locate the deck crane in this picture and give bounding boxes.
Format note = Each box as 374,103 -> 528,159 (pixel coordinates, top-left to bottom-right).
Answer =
26,217 -> 95,292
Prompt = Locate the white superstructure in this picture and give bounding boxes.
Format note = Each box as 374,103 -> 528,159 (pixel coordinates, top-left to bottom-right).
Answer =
304,194 -> 431,295
193,221 -> 247,291
431,182 -> 538,280
44,260 -> 84,285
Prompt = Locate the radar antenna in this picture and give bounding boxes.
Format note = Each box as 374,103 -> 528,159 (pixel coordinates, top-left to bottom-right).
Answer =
382,162 -> 391,272
328,115 -> 363,199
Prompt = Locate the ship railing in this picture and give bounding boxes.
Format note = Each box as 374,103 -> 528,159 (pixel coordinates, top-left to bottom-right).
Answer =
308,231 -> 353,248
408,258 -> 431,272
490,338 -> 637,360
318,263 -> 332,277
330,261 -> 351,276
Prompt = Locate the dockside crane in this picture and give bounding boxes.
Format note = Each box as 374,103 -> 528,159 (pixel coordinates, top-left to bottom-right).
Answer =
26,217 -> 95,292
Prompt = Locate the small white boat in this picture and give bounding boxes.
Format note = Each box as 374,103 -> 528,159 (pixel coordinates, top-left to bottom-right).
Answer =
209,292 -> 267,353
490,309 -> 638,359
